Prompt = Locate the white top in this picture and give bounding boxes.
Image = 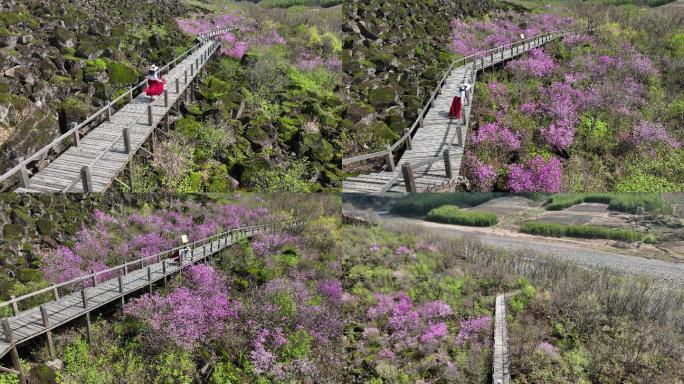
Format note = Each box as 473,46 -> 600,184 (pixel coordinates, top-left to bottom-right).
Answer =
148,72 -> 159,81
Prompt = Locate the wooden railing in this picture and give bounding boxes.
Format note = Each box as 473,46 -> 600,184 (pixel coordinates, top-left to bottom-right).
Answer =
342,26 -> 591,174
0,27 -> 234,191
0,219 -> 303,317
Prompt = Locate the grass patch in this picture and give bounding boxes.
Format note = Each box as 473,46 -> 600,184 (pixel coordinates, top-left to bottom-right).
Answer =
544,193 -> 672,214
258,0 -> 341,8
391,193 -> 505,216
426,205 -> 498,227
520,221 -> 646,242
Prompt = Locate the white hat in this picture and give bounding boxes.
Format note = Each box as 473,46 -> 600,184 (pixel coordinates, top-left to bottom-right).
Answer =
150,64 -> 159,72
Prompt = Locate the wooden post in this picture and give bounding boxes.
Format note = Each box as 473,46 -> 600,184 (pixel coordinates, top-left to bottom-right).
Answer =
162,260 -> 167,286
191,63 -> 194,77
123,128 -> 131,154
2,319 -> 27,384
40,305 -> 55,359
401,163 -> 417,193
176,78 -> 180,94
81,289 -> 88,309
90,268 -> 97,286
185,69 -> 188,83
9,295 -> 18,316
17,157 -> 29,189
147,105 -> 153,126
418,109 -> 424,128
52,286 -> 59,300
385,145 -> 395,172
107,105 -> 111,121
404,128 -> 412,150
129,87 -> 133,102
73,126 -> 80,147
147,266 -> 152,293
124,264 -> 128,275
457,123 -> 463,147
81,166 -> 93,193
443,149 -> 453,179
85,312 -> 92,345
118,275 -> 124,307
164,90 -> 168,107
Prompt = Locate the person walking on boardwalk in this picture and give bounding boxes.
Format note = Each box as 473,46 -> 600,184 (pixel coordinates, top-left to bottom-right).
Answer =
448,95 -> 462,119
144,64 -> 166,101
459,82 -> 471,106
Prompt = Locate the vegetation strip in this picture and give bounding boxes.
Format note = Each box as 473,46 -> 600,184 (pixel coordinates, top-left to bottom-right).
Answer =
519,221 -> 647,242
426,205 -> 499,227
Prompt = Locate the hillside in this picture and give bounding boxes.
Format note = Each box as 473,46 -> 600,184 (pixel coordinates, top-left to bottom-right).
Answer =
0,0 -> 343,193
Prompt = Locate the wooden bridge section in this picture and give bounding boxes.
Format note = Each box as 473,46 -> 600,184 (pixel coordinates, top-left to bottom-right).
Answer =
343,27 -> 589,194
492,293 -> 512,384
0,28 -> 232,193
0,220 -> 301,382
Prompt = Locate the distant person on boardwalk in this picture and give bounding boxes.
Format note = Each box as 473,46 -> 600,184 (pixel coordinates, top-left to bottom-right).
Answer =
144,64 -> 166,100
459,82 -> 471,106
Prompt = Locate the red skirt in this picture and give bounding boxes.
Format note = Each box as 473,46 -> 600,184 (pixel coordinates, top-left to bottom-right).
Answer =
449,96 -> 462,119
144,79 -> 166,96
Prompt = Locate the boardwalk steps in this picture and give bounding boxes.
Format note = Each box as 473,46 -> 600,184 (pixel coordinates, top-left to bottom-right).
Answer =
343,27 -> 591,194
0,28 -> 232,193
0,220 -> 302,381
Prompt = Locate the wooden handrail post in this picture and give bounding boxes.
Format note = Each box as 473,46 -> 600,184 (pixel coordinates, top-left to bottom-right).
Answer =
81,289 -> 88,309
443,149 -> 453,179
2,319 -> 26,384
52,286 -> 59,300
147,105 -> 153,126
418,109 -> 424,128
106,105 -> 111,121
118,275 -> 125,307
17,157 -> 29,188
81,166 -> 93,193
404,128 -> 413,150
123,128 -> 131,154
185,69 -> 188,83
90,268 -> 97,286
162,260 -> 167,286
191,63 -> 194,76
9,295 -> 18,316
164,90 -> 169,107
129,87 -> 133,102
385,145 -> 395,172
147,267 -> 152,293
40,305 -> 55,359
401,163 -> 417,193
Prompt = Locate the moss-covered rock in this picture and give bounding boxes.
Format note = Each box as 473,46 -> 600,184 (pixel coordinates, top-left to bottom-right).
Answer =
16,268 -> 44,284
3,224 -> 26,241
107,61 -> 138,84
345,103 -> 375,122
301,132 -> 334,162
35,218 -> 56,235
367,86 -> 398,106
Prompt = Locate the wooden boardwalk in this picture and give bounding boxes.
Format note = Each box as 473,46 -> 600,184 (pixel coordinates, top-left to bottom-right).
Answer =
0,221 -> 299,380
343,30 -> 570,194
493,293 -> 511,384
0,29 -> 230,193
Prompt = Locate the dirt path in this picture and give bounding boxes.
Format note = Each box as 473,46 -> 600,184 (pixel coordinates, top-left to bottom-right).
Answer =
382,216 -> 684,285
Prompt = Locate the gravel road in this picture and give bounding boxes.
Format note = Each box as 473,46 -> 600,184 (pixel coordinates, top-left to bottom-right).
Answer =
383,217 -> 684,285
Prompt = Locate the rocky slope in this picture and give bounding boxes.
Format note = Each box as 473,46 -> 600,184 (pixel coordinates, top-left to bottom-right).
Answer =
0,0 -> 193,181
340,0 -> 497,163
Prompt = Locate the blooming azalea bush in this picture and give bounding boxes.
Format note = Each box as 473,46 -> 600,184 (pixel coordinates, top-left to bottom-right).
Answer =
461,10 -> 683,191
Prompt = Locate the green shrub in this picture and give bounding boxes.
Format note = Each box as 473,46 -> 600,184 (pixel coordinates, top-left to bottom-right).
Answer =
426,205 -> 498,227
519,221 -> 644,242
544,193 -> 672,214
391,193 -> 503,216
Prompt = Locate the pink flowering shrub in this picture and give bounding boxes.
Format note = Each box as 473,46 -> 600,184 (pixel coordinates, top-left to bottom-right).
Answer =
124,264 -> 239,350
454,316 -> 492,346
471,122 -> 521,152
40,203 -> 272,285
451,12 -> 575,56
508,48 -> 558,77
507,156 -> 563,193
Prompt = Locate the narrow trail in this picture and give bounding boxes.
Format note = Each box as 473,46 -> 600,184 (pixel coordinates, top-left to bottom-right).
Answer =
382,216 -> 684,285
